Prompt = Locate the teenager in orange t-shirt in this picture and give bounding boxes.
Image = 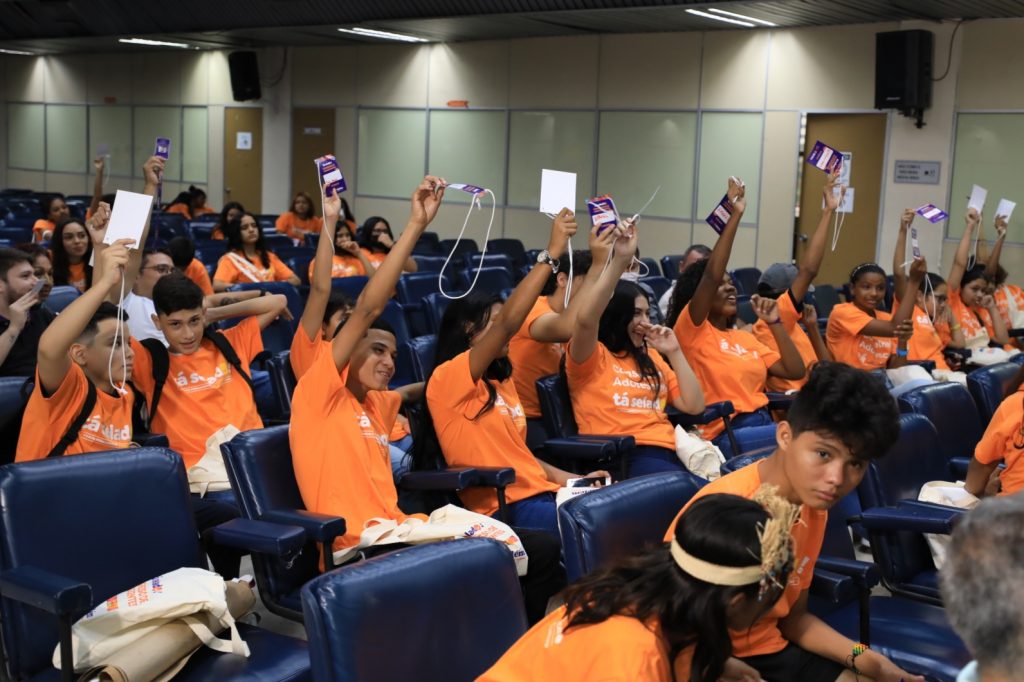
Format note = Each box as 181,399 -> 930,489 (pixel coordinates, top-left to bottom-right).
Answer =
565,221 -> 704,477
947,209 -> 1011,351
212,212 -> 300,291
753,171 -> 842,393
210,202 -> 245,241
825,256 -> 925,371
508,249 -> 594,448
164,185 -> 216,221
165,236 -> 215,297
275,191 -> 323,243
666,178 -> 805,454
32,196 -> 70,243
482,492 -> 797,682
982,214 -> 1024,332
663,362 -> 922,682
357,216 -> 418,273
51,218 -> 98,293
966,367 -> 1024,498
420,209 -> 608,537
306,223 -> 374,281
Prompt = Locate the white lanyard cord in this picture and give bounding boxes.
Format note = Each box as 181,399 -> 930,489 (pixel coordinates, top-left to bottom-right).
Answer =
439,189 -> 496,300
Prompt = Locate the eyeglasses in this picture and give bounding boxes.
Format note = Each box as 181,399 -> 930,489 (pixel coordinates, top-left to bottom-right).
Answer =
142,265 -> 175,275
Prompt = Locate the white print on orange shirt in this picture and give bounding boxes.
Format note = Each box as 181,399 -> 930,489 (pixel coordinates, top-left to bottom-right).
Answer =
495,394 -> 525,421
789,555 -> 812,587
356,412 -> 389,452
915,312 -> 934,329
81,413 -> 131,446
855,337 -> 891,366
611,362 -> 667,412
173,360 -> 234,393
718,338 -> 761,359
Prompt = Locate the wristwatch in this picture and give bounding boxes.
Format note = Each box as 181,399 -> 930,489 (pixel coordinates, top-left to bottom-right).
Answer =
536,249 -> 559,274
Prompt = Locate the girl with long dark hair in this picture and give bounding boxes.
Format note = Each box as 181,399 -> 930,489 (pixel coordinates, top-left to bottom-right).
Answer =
275,191 -> 322,243
357,216 -> 418,272
211,201 -> 244,240
50,218 -> 94,292
946,208 -> 1012,350
480,490 -> 797,682
212,212 -> 300,291
565,222 -> 703,477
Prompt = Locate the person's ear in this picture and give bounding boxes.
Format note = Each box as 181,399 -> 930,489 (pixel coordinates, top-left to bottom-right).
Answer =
68,341 -> 88,367
776,421 -> 792,450
556,272 -> 569,289
151,314 -> 162,331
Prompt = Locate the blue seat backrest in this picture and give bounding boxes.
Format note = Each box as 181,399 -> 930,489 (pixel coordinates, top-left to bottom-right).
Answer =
463,253 -> 513,272
44,285 -> 80,314
227,281 -> 303,332
423,292 -> 452,335
0,377 -> 32,464
536,373 -> 578,439
418,231 -> 440,252
558,471 -> 706,582
460,266 -> 513,293
861,413 -> 945,509
438,238 -> 478,257
730,267 -> 762,295
486,238 -> 527,267
408,334 -> 437,383
0,449 -> 202,677
660,255 -> 684,278
380,300 -> 411,347
266,350 -> 296,417
412,255 -> 447,272
396,272 -> 440,305
263,233 -> 293,250
331,275 -> 369,300
302,540 -> 526,682
897,382 -> 983,463
639,275 -> 671,301
967,362 -> 1020,424
813,284 -> 841,319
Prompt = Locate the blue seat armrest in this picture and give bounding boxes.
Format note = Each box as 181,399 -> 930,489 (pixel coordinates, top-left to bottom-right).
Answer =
815,556 -> 880,589
205,518 -> 306,557
667,401 -> 735,427
857,504 -> 962,535
576,434 -> 636,453
470,467 -> 516,488
261,509 -> 346,545
809,567 -> 858,605
543,438 -> 617,460
0,566 -> 92,617
136,433 -> 169,448
948,457 -> 970,479
399,467 -> 478,491
765,392 -> 795,411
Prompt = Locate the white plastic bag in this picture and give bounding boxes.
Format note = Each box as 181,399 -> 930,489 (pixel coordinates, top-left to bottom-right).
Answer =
187,426 -> 239,496
332,504 -> 529,575
917,480 -> 979,569
53,567 -> 248,672
674,425 -> 725,479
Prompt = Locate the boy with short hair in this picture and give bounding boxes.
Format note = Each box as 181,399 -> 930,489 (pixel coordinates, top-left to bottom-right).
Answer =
665,362 -> 923,682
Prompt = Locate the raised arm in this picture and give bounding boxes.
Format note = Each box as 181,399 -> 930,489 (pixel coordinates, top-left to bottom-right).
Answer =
892,208 -> 915,296
792,169 -> 843,301
752,295 -> 806,380
948,209 -> 981,291
88,156 -> 105,219
467,209 -> 577,382
299,190 -> 340,342
96,156 -> 163,300
332,177 -> 444,372
859,257 -> 927,337
37,240 -> 132,394
567,222 -> 633,365
688,178 -> 745,326
984,214 -> 1009,281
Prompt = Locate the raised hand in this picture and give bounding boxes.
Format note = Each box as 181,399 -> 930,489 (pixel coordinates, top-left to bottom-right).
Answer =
894,319 -> 914,343
801,303 -> 818,327
750,294 -> 780,324
7,289 -> 40,331
547,207 -> 578,259
142,155 -> 165,187
824,169 -> 846,211
995,214 -> 1008,238
339,237 -> 361,256
409,175 -> 446,228
965,207 -> 981,229
900,207 -> 916,230
589,215 -> 616,264
611,218 -> 638,259
85,201 -> 112,244
644,324 -> 681,354
728,177 -> 747,214
93,155 -> 106,173
100,238 -> 134,287
909,254 -> 928,280
323,190 -> 341,223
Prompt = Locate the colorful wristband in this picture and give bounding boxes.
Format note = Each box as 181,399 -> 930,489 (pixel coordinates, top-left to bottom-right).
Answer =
896,348 -> 908,357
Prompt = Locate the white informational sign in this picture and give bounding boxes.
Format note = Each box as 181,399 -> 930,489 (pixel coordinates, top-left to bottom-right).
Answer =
822,187 -> 855,214
539,169 -> 577,215
838,152 -> 852,186
236,132 -> 253,150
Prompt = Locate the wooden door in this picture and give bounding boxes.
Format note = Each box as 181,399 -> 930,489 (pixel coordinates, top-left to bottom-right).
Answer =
795,114 -> 888,285
224,107 -> 263,212
291,108 -> 336,201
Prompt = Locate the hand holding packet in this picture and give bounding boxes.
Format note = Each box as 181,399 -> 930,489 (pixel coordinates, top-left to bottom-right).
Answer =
438,182 -> 496,300
587,195 -> 619,236
705,177 -> 745,234
806,140 -> 843,174
315,155 -> 347,197
915,204 -> 949,223
153,138 -> 171,160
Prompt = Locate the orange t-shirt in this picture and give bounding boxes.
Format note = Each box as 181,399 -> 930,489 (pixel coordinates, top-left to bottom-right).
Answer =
290,348 -> 418,550
508,297 -> 563,418
427,350 -> 559,515
33,219 -> 55,243
752,292 -> 815,393
129,318 -> 264,467
164,204 -> 192,219
948,288 -> 989,350
184,258 -> 214,296
565,342 -> 680,450
975,388 -> 1024,497
825,303 -> 896,370
275,212 -> 323,242
309,254 -> 367,281
213,250 -> 296,285
994,284 -> 1024,329
66,262 -> 88,293
289,325 -> 330,381
895,298 -> 949,371
16,364 -> 133,461
664,461 -> 825,658
672,304 -> 780,440
362,249 -> 386,270
479,604 -> 694,682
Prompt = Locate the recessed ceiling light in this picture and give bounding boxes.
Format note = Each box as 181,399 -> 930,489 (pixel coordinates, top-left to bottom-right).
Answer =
119,38 -> 192,48
708,8 -> 777,27
337,27 -> 429,43
0,48 -> 33,56
685,8 -> 755,28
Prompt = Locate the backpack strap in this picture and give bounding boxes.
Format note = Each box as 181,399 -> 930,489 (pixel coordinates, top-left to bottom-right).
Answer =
203,327 -> 254,395
134,338 -> 170,431
47,380 -> 97,458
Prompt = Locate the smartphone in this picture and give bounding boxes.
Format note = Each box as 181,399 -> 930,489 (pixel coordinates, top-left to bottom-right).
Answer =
567,476 -> 612,488
154,137 -> 171,160
30,279 -> 45,295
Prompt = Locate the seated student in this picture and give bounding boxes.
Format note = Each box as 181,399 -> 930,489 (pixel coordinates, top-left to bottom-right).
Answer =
666,178 -> 805,453
983,214 -> 1024,331
123,248 -> 176,343
129,272 -> 287,469
15,243 -> 54,306
357,216 -> 418,272
565,222 -> 704,477
307,222 -> 376,281
664,362 -> 923,682
893,209 -> 968,381
276,191 -> 323,243
211,201 -> 244,241
167,236 -> 214,296
212,212 -> 301,291
32,195 -> 70,243
0,248 -> 52,377
339,196 -> 358,235
658,244 -> 710,317
941,496 -> 1024,682
965,366 -> 1024,499
51,215 -> 104,293
947,209 -> 1012,352
825,256 -> 925,372
481,491 -> 798,682
419,209 -> 609,538
165,185 -> 216,220
753,171 -> 841,393
508,246 -> 595,449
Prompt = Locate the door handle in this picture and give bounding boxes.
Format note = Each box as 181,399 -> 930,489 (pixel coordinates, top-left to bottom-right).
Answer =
797,234 -> 809,242
224,187 -> 232,194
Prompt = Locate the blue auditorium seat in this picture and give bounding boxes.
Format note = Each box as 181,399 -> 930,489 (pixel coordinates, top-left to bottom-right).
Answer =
966,361 -> 1021,424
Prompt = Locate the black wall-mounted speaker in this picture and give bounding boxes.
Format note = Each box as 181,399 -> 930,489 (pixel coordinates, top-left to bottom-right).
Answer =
875,30 -> 933,114
228,50 -> 262,102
